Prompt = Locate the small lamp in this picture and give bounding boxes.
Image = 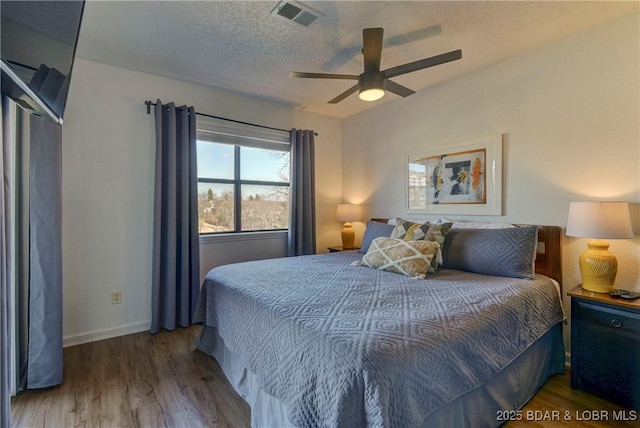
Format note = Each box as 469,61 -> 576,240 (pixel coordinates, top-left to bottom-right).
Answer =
566,201 -> 634,293
336,204 -> 361,249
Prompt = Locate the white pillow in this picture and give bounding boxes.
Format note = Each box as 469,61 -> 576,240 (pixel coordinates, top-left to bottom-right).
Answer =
441,218 -> 516,229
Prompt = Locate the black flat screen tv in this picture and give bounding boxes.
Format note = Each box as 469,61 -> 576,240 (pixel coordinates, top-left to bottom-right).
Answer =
1,0 -> 85,124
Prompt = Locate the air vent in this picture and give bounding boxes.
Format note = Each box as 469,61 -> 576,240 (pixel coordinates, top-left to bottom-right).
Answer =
277,2 -> 302,20
271,1 -> 322,27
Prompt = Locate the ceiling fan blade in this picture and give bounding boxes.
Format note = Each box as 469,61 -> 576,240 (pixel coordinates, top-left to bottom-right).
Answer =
362,28 -> 383,73
384,49 -> 462,79
321,25 -> 441,72
290,71 -> 358,80
328,84 -> 359,104
384,79 -> 415,97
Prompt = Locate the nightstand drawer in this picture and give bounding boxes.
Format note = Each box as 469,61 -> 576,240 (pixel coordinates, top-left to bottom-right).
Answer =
576,301 -> 640,335
570,293 -> 640,409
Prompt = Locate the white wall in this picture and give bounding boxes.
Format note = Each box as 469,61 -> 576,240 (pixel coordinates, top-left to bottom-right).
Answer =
61,59 -> 342,346
343,14 -> 640,351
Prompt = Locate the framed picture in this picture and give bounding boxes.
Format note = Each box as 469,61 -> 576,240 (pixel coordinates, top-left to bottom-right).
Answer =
406,134 -> 503,215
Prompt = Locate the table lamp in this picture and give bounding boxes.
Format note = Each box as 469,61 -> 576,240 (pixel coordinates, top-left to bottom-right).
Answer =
336,204 -> 361,249
566,201 -> 634,293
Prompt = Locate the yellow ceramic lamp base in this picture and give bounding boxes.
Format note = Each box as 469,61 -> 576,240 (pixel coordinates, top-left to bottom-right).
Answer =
579,239 -> 618,293
341,222 -> 355,250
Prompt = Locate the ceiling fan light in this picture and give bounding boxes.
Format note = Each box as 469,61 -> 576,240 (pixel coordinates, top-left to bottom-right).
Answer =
359,87 -> 385,101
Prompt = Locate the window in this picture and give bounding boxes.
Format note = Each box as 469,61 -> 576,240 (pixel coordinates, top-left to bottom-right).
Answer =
196,118 -> 290,234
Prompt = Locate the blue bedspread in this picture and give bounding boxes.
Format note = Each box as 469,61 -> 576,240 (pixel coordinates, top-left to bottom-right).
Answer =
193,251 -> 564,428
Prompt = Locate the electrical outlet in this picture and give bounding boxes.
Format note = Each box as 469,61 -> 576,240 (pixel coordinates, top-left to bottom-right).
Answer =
111,291 -> 122,305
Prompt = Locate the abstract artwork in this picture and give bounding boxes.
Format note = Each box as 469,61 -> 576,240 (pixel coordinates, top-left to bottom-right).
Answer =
407,134 -> 503,215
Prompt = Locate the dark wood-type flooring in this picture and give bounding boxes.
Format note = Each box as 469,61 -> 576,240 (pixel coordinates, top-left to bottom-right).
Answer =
11,326 -> 637,427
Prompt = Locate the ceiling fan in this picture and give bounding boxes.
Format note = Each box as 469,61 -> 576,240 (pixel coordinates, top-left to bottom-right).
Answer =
290,27 -> 462,104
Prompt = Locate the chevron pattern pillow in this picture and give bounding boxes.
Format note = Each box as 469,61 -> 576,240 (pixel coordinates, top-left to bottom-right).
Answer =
390,218 -> 431,240
391,219 -> 453,272
361,237 -> 440,279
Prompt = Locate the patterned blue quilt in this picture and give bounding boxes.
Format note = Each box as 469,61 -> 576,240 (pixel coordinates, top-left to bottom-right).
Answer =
193,251 -> 564,428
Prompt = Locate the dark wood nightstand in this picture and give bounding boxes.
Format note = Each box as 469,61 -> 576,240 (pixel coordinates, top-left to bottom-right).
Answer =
327,246 -> 360,253
567,285 -> 640,409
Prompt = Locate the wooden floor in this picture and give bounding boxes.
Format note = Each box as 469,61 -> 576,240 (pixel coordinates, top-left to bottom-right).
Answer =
11,326 -> 250,428
11,326 -> 637,428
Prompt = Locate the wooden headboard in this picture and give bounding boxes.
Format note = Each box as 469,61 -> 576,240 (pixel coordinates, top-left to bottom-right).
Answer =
532,225 -> 563,289
370,219 -> 563,289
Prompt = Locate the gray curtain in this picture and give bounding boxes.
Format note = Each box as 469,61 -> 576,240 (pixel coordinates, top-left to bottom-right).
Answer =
26,114 -> 63,389
288,129 -> 316,256
151,100 -> 200,334
1,96 -> 12,428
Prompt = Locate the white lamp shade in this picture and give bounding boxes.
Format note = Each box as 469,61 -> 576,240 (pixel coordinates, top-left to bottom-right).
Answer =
336,204 -> 361,222
566,202 -> 634,239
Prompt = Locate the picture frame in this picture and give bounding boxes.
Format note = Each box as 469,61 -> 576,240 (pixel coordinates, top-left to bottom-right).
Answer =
406,134 -> 503,215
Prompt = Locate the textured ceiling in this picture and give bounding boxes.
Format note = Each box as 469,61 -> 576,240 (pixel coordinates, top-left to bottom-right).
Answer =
76,1 -> 639,118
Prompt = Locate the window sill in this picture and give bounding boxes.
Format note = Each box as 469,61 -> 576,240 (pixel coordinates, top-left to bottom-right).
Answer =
199,230 -> 288,245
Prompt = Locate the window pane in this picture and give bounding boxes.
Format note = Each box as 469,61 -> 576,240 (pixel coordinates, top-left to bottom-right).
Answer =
240,147 -> 289,183
241,185 -> 289,231
408,162 -> 427,210
197,141 -> 234,179
198,183 -> 234,233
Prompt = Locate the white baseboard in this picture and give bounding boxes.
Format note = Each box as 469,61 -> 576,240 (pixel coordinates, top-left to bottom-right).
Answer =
63,320 -> 150,348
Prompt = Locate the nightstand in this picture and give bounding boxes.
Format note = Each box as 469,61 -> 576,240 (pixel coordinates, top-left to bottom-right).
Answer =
327,246 -> 360,253
567,285 -> 640,409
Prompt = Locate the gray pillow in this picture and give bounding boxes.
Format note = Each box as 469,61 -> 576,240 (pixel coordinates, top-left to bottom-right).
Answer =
359,220 -> 395,253
441,226 -> 538,279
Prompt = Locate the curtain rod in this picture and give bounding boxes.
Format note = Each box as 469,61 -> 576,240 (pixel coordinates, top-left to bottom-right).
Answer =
145,100 -> 318,136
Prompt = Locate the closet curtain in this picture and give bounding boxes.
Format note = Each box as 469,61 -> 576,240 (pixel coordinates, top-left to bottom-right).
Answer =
26,114 -> 63,389
151,100 -> 200,334
288,129 -> 316,256
1,96 -> 12,428
2,96 -> 64,424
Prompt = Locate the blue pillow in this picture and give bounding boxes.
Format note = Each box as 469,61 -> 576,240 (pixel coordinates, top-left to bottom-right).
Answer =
441,226 -> 538,279
359,220 -> 395,253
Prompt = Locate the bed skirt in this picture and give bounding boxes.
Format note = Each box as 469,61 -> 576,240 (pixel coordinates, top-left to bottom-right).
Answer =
196,323 -> 564,427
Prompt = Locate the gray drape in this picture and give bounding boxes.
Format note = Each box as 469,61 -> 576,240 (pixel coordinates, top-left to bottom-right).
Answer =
26,114 -> 63,389
1,96 -> 12,428
151,100 -> 200,334
288,129 -> 316,256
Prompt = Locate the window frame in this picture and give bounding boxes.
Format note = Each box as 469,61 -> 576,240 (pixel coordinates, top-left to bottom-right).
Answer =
196,118 -> 290,235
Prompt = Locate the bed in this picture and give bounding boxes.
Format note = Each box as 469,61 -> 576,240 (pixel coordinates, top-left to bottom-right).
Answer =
194,220 -> 565,428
